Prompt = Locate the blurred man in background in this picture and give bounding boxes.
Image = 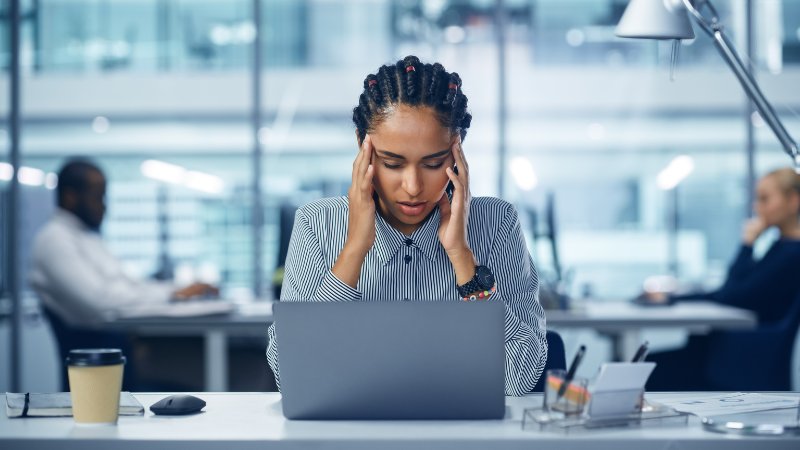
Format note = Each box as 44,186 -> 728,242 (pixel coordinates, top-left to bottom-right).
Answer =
29,158 -> 217,389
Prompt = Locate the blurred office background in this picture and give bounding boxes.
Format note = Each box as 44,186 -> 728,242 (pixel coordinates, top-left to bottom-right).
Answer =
1,0 -> 799,391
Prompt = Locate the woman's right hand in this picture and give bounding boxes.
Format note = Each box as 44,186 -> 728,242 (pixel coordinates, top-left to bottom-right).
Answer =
345,134 -> 376,258
742,216 -> 767,246
332,135 -> 376,289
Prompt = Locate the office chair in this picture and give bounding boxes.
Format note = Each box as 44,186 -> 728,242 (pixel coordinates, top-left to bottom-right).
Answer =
42,306 -> 138,391
704,292 -> 800,391
272,202 -> 299,300
532,330 -> 567,393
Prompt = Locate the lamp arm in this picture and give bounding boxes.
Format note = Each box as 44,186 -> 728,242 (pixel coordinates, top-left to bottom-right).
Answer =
683,0 -> 799,164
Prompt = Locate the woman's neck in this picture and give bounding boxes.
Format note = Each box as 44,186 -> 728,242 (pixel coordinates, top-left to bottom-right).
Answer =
778,221 -> 800,240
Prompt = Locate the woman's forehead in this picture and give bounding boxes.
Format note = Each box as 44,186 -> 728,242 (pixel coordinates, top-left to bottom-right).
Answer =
371,106 -> 452,156
758,176 -> 779,191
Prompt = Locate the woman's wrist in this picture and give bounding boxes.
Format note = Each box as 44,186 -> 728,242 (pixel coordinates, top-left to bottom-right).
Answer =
447,246 -> 478,285
343,237 -> 371,260
332,242 -> 369,289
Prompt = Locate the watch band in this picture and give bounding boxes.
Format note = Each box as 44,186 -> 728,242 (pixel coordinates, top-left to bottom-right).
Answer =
457,276 -> 483,298
457,265 -> 495,298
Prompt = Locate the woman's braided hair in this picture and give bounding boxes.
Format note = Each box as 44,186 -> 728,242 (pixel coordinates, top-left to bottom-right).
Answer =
352,55 -> 472,144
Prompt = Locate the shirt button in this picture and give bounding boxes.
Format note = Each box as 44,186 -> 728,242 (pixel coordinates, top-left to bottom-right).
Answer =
404,255 -> 412,264
404,238 -> 414,246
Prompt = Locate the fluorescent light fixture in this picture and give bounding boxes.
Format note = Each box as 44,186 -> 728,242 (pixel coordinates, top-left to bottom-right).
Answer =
257,127 -> 270,145
587,123 -> 606,141
18,166 -> 45,186
235,22 -> 256,44
565,28 -> 586,47
92,116 -> 111,134
0,162 -> 12,181
509,156 -> 538,191
141,159 -> 186,185
45,173 -> 59,190
184,170 -> 225,195
444,26 -> 466,44
657,155 -> 694,190
141,159 -> 225,194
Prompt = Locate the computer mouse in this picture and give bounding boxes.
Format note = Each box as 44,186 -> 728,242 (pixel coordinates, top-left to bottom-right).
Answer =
149,394 -> 206,415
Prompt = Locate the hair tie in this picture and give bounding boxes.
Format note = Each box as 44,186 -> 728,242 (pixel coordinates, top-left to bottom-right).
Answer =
405,65 -> 416,73
368,79 -> 377,87
448,82 -> 458,90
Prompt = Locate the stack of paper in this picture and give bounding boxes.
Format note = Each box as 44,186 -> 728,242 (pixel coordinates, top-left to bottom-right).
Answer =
653,392 -> 800,416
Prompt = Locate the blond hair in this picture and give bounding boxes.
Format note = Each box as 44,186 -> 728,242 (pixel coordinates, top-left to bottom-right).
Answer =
765,167 -> 800,196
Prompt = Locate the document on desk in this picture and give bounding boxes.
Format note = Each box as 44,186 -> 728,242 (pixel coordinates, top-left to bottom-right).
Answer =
653,392 -> 800,416
117,301 -> 235,319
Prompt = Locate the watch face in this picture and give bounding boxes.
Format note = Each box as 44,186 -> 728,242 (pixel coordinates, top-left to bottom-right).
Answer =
476,266 -> 495,288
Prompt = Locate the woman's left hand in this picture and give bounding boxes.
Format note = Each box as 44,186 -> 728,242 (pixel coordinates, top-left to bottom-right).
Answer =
438,137 -> 477,283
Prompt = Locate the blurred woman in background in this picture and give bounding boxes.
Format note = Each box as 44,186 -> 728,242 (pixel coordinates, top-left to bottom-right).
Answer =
647,167 -> 800,390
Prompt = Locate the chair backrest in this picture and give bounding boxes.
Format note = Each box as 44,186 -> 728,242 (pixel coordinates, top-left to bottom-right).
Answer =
42,306 -> 136,391
706,291 -> 800,391
532,330 -> 567,393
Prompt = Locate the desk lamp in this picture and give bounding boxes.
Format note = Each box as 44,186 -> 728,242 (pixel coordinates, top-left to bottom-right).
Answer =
615,0 -> 800,171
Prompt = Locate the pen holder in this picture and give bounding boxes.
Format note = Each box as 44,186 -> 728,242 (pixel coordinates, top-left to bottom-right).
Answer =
544,369 -> 590,416
584,388 -> 645,422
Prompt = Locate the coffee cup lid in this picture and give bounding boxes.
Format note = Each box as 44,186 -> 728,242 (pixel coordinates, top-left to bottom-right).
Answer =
66,349 -> 126,367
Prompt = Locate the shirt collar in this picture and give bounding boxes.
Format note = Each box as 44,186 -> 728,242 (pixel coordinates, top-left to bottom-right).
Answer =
54,208 -> 92,232
373,206 -> 444,265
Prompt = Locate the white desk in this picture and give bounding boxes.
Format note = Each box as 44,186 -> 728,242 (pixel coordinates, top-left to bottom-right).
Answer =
109,302 -> 274,392
108,301 -> 756,392
1,393 -> 798,449
547,301 -> 757,360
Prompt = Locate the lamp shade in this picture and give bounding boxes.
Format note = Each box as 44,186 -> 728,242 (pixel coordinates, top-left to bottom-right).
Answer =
615,0 -> 695,40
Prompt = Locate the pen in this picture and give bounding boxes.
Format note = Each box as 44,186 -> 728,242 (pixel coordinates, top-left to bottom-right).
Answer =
557,345 -> 586,400
631,341 -> 650,363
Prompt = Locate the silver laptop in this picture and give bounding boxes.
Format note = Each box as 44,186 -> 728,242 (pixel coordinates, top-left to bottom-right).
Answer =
274,301 -> 506,420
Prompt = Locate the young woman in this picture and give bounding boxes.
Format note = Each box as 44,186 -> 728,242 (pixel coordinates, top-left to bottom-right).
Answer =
647,167 -> 800,390
267,56 -> 547,396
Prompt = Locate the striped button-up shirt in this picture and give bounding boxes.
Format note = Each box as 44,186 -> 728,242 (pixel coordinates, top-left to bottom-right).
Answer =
267,196 -> 547,396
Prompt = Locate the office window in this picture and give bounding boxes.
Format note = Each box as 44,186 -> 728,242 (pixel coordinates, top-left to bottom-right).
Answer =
3,0 -> 798,303
753,0 -> 800,201
1,0 -> 11,392
1,2 -> 13,297
258,0 -> 504,294
0,4 -> 7,70
0,125 -> 7,299
20,0 -> 257,297
34,0 -> 253,73
503,0 -> 798,299
525,0 -> 741,67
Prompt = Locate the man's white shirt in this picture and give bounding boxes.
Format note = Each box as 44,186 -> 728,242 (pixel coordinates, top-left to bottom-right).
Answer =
29,209 -> 175,327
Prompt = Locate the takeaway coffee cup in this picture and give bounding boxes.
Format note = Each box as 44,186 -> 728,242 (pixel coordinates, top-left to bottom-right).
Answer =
66,348 -> 126,424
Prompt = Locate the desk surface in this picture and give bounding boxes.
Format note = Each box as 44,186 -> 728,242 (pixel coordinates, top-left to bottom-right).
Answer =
1,393 -> 798,450
103,300 -> 759,392
107,300 -> 756,336
546,301 -> 757,332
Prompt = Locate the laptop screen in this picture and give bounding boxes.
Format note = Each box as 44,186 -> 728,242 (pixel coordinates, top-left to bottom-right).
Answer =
274,301 -> 506,420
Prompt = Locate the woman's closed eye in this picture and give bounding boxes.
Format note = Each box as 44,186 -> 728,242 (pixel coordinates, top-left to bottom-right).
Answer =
381,159 -> 447,170
382,160 -> 403,169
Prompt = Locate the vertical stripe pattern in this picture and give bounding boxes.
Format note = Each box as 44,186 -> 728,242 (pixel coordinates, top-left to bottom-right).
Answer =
267,196 -> 547,396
